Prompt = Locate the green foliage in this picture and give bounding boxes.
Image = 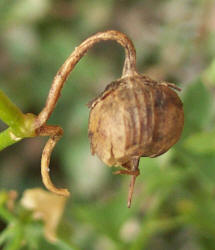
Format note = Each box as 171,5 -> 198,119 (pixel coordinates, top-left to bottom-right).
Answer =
182,79 -> 213,136
0,191 -> 77,250
1,0 -> 215,249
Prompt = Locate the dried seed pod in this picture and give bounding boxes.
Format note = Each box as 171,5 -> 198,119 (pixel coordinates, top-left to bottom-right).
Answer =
35,30 -> 184,207
88,74 -> 184,165
88,73 -> 184,206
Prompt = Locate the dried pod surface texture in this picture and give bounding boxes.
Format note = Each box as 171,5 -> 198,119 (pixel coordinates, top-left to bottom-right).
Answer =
88,74 -> 184,168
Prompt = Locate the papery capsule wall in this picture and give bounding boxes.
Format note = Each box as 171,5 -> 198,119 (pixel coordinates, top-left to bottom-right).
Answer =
88,74 -> 184,168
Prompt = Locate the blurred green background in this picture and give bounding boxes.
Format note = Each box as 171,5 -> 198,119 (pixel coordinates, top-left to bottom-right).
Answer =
1,0 -> 215,249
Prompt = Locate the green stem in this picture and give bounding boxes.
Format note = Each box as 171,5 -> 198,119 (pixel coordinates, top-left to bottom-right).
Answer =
0,128 -> 23,151
0,89 -> 38,151
0,90 -> 25,129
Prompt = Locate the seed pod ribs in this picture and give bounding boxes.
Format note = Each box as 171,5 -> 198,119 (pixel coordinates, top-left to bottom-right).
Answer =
88,74 -> 184,167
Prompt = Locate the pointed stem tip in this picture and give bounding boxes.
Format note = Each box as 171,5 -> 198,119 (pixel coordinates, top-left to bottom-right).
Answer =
127,175 -> 137,208
127,157 -> 140,208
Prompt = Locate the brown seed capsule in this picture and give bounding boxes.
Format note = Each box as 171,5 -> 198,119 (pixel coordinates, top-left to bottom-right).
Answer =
36,30 -> 184,207
88,73 -> 184,207
88,73 -> 184,167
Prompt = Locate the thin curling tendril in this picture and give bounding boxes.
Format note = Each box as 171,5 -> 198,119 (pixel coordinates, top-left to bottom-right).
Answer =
37,125 -> 69,196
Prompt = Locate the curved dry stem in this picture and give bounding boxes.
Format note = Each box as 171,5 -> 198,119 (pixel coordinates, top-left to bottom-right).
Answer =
39,125 -> 70,196
37,30 -> 137,126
